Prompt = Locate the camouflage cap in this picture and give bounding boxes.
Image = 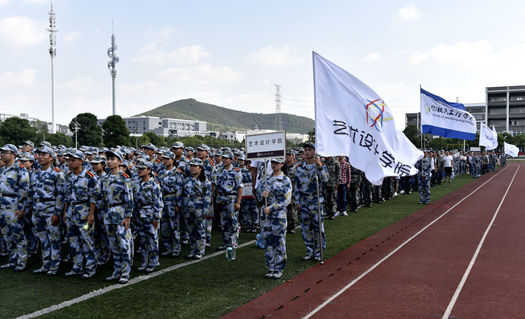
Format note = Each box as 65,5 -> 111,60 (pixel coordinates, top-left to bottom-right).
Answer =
37,145 -> 56,158
136,160 -> 153,170
1,144 -> 19,155
20,152 -> 35,162
90,155 -> 105,164
189,158 -> 203,167
161,151 -> 175,159
197,144 -> 210,152
40,141 -> 52,148
171,141 -> 184,149
185,146 -> 195,153
68,149 -> 85,160
105,149 -> 123,161
23,141 -> 34,147
303,141 -> 315,149
141,143 -> 157,151
270,157 -> 284,164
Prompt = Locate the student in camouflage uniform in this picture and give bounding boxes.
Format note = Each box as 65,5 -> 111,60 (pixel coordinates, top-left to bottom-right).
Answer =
196,144 -> 215,247
134,161 -> 164,272
239,156 -> 258,232
91,155 -> 111,265
347,165 -> 361,212
172,141 -> 190,244
256,158 -> 292,279
182,158 -> 212,259
63,149 -> 99,279
322,156 -> 340,219
158,152 -> 183,257
284,151 -> 297,232
293,142 -> 329,262
415,151 -> 431,204
0,144 -> 30,271
19,152 -> 38,256
100,150 -> 134,284
27,146 -> 65,275
214,152 -> 242,250
360,173 -> 373,208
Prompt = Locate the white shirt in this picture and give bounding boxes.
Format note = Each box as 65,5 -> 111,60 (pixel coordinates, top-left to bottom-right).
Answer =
443,155 -> 453,168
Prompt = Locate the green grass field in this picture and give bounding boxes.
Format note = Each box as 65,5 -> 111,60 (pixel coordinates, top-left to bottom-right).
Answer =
1,174 -> 476,319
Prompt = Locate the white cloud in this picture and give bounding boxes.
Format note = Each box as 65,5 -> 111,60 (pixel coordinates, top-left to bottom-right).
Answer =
157,64 -> 242,85
410,40 -> 494,67
57,77 -> 94,94
0,0 -> 9,6
133,45 -> 210,65
363,51 -> 381,63
0,16 -> 46,48
247,45 -> 305,67
24,0 -> 49,4
399,3 -> 421,21
63,31 -> 81,43
0,69 -> 37,88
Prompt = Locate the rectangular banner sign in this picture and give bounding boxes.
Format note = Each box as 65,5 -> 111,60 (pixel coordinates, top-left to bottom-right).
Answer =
246,131 -> 286,160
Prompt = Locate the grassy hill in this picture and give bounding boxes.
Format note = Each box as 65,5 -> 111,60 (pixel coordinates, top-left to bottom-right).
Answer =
138,98 -> 314,134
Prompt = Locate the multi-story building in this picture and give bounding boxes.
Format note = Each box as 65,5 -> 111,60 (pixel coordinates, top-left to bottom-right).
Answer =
486,85 -> 525,135
116,116 -> 207,138
0,112 -> 71,135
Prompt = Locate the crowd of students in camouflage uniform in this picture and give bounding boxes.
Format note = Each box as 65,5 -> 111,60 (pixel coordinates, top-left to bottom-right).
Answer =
0,139 -> 507,281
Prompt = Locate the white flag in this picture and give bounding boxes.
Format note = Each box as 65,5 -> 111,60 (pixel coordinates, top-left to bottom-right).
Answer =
313,52 -> 423,185
504,142 -> 519,157
479,122 -> 498,150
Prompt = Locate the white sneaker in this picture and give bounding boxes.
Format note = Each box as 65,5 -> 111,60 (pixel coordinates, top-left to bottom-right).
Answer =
334,211 -> 340,217
342,211 -> 348,216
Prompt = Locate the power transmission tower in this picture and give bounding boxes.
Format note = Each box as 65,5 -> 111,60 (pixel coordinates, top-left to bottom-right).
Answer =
275,84 -> 283,131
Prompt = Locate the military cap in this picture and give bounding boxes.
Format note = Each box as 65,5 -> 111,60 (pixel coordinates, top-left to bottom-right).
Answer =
37,145 -> 56,157
197,144 -> 210,152
270,157 -> 284,164
237,154 -> 246,161
214,151 -> 223,157
161,151 -> 175,159
141,143 -> 157,151
1,144 -> 19,155
189,158 -> 204,167
136,160 -> 153,170
185,146 -> 195,153
222,152 -> 233,159
105,149 -> 123,161
171,141 -> 184,149
90,155 -> 105,164
68,149 -> 85,160
20,152 -> 35,162
40,141 -> 52,148
23,141 -> 34,147
303,141 -> 315,149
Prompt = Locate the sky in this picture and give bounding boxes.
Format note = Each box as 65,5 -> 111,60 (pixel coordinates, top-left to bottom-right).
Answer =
1,0 -> 525,131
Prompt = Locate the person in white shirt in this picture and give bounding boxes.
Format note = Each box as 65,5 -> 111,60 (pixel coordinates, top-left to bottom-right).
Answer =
443,152 -> 453,183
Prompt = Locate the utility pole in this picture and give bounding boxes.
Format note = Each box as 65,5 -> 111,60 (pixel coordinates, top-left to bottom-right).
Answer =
107,21 -> 119,115
48,0 -> 58,134
275,84 -> 283,131
72,119 -> 81,149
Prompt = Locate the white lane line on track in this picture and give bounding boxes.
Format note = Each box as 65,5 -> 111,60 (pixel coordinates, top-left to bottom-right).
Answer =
303,167 -> 509,319
442,166 -> 520,319
16,239 -> 256,319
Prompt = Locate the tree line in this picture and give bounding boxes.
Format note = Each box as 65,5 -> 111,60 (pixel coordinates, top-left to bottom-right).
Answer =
0,112 -> 244,149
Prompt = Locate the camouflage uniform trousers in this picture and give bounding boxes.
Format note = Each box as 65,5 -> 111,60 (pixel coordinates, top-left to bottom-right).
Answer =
32,213 -> 61,271
372,185 -> 382,203
298,199 -> 326,258
322,184 -> 337,217
418,176 -> 431,204
217,197 -> 239,247
94,208 -> 110,263
160,202 -> 181,254
0,208 -> 27,266
240,198 -> 258,231
347,182 -> 359,211
135,216 -> 159,268
360,180 -> 372,206
263,217 -> 287,272
105,223 -> 132,279
286,199 -> 297,231
23,211 -> 38,255
184,209 -> 206,256
66,218 -> 97,275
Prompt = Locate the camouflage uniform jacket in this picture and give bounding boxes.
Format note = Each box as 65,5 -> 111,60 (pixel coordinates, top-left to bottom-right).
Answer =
28,165 -> 65,216
324,158 -> 341,187
0,162 -> 30,211
157,167 -> 183,207
64,169 -> 99,223
100,171 -> 134,224
415,157 -> 431,178
182,176 -> 212,215
350,165 -> 362,184
175,157 -> 190,177
214,165 -> 242,203
256,172 -> 292,219
134,178 -> 164,222
293,161 -> 329,203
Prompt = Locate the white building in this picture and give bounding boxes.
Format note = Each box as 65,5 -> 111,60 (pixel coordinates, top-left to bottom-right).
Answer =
121,116 -> 208,137
221,131 -> 246,143
0,112 -> 71,135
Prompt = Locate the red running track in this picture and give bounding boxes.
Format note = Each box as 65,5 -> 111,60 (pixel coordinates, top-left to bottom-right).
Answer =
222,162 -> 523,319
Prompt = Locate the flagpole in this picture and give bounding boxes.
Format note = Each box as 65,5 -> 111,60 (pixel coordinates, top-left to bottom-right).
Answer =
419,84 -> 424,149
